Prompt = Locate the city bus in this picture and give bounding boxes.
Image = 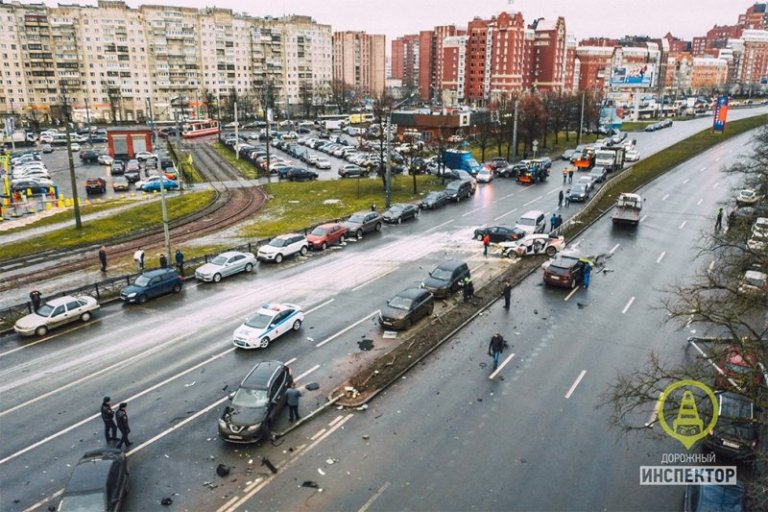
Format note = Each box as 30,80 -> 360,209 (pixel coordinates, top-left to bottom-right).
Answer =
318,114 -> 349,131
182,119 -> 220,139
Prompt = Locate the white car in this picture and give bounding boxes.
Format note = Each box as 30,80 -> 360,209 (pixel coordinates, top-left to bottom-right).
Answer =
98,154 -> 114,165
738,270 -> 767,295
476,168 -> 494,183
14,295 -> 100,337
500,234 -> 566,258
233,303 -> 304,349
69,142 -> 81,152
625,149 -> 640,162
135,151 -> 156,162
315,157 -> 331,169
195,251 -> 257,283
13,169 -> 51,180
736,189 -> 761,206
257,233 -> 308,263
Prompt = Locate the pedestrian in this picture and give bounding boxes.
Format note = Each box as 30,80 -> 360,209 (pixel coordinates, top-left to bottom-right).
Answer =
558,189 -> 564,208
101,396 -> 117,443
98,246 -> 107,272
115,402 -> 132,449
133,247 -> 145,272
550,213 -> 557,232
715,207 -> 723,231
462,275 -> 474,302
556,214 -> 563,230
482,233 -> 491,257
488,332 -> 505,370
564,190 -> 571,208
285,382 -> 302,423
727,210 -> 736,230
502,279 -> 512,309
29,289 -> 42,312
562,168 -> 568,184
370,203 -> 377,212
159,253 -> 168,269
175,249 -> 185,277
582,261 -> 592,289
568,168 -> 574,184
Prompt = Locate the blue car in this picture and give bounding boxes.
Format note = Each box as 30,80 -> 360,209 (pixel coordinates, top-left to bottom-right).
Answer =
684,482 -> 744,512
142,178 -> 179,193
120,268 -> 183,304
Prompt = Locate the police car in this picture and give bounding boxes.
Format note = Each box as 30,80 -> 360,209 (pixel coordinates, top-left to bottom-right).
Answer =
233,303 -> 304,349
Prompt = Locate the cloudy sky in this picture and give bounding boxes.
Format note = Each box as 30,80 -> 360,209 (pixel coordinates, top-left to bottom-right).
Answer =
52,0 -> 748,43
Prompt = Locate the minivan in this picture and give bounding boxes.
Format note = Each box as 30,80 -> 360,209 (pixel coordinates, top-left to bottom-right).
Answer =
421,260 -> 470,298
120,268 -> 183,304
515,210 -> 546,234
444,179 -> 473,202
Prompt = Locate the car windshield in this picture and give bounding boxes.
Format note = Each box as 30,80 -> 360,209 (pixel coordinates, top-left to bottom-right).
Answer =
572,184 -> 587,192
245,312 -> 273,329
37,304 -> 54,316
518,218 -> 536,226
425,193 -> 439,200
58,491 -> 105,511
348,214 -> 366,223
211,256 -> 228,265
268,238 -> 289,248
389,206 -> 404,214
430,268 -> 453,280
232,387 -> 269,408
388,295 -> 413,311
134,275 -> 151,287
310,227 -> 327,236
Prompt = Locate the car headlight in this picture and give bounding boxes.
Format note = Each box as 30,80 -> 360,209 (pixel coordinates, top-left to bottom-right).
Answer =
247,423 -> 261,432
127,292 -> 137,298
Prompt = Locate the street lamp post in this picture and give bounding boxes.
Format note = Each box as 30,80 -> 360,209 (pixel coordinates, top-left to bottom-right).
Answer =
385,93 -> 415,209
61,90 -> 82,230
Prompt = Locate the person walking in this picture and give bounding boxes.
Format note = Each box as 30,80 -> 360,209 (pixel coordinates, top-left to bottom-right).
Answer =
133,248 -> 145,272
98,246 -> 107,273
715,208 -> 723,231
502,279 -> 512,309
175,249 -> 185,277
29,290 -> 42,312
564,190 -> 571,208
482,233 -> 491,257
488,332 -> 506,370
582,261 -> 592,289
550,213 -> 557,232
159,253 -> 168,269
101,396 -> 117,443
285,383 -> 302,423
115,402 -> 132,449
558,189 -> 564,208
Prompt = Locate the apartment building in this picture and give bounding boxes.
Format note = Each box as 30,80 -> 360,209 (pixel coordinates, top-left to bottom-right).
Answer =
332,31 -> 386,96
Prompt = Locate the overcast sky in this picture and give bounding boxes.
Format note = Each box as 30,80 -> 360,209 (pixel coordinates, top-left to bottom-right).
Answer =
52,0 -> 749,43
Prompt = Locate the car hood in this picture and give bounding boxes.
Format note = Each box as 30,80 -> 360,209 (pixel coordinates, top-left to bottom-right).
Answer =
423,275 -> 449,289
121,284 -> 146,295
341,221 -> 362,230
306,234 -> 328,243
382,211 -> 401,219
196,262 -> 224,275
258,245 -> 279,255
380,305 -> 408,320
233,324 -> 265,340
222,404 -> 268,427
15,313 -> 46,329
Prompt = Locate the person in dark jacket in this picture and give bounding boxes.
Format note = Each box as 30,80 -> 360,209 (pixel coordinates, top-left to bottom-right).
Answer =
175,249 -> 185,277
462,275 -> 474,302
502,279 -> 512,309
159,253 -> 168,269
488,332 -> 505,370
29,290 -> 42,312
115,402 -> 132,449
98,246 -> 107,272
285,383 -> 302,422
101,396 -> 117,442
558,189 -> 564,208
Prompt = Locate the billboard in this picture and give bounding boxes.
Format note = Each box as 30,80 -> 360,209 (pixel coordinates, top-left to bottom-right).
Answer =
712,96 -> 729,133
610,64 -> 654,88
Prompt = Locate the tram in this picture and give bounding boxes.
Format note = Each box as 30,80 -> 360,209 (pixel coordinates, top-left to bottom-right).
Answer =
182,119 -> 220,139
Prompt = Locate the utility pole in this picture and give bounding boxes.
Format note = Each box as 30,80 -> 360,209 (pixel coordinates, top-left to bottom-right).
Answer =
234,101 -> 239,160
577,90 -> 586,146
159,175 -> 170,262
511,99 -> 519,162
61,89 -> 82,229
385,93 -> 415,209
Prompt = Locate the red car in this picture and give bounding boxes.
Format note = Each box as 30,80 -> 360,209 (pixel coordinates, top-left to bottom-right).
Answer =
542,252 -> 585,289
307,223 -> 347,250
715,345 -> 763,390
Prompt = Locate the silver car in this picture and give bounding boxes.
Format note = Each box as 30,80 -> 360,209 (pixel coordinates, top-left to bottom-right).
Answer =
195,251 -> 257,283
14,295 -> 100,337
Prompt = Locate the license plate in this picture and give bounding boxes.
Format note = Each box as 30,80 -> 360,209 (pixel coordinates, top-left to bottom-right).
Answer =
550,276 -> 560,281
722,440 -> 740,449
229,435 -> 243,440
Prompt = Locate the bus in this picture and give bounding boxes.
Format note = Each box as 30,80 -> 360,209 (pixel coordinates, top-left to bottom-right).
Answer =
318,114 -> 349,131
182,119 -> 220,139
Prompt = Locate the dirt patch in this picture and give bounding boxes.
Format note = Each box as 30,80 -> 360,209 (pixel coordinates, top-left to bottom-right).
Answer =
334,255 -> 547,406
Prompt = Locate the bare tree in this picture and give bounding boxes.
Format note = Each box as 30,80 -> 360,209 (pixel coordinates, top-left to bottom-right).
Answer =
299,82 -> 314,118
330,78 -> 352,114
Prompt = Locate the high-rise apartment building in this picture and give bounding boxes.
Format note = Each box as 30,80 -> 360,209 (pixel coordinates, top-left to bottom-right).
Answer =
391,34 -> 420,89
332,31 -> 386,96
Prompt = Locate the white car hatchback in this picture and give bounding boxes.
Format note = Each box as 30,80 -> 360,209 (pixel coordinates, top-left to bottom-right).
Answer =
257,233 -> 308,263
233,303 -> 304,349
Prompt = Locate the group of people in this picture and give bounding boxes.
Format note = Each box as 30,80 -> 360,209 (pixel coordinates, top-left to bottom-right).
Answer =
100,397 -> 132,449
562,167 -> 575,184
549,213 -> 564,232
558,189 -> 571,208
714,207 -> 737,232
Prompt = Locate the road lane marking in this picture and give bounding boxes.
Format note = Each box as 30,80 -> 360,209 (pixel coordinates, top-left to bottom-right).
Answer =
328,414 -> 345,427
640,214 -> 647,223
306,298 -> 334,314
425,219 -> 454,233
358,481 -> 392,512
713,182 -> 719,189
502,192 -> 515,199
679,221 -> 687,229
682,178 -> 689,184
294,364 -> 320,382
622,296 -> 636,314
489,353 -> 515,380
494,208 -> 518,221
316,311 -> 379,347
284,357 -> 297,366
609,243 -> 620,254
662,194 -> 669,201
351,267 -> 398,291
697,198 -> 703,205
564,286 -> 580,301
656,251 -> 666,264
310,428 -> 327,441
22,490 -> 63,512
523,195 -> 543,206
565,370 -> 587,399
462,206 -> 484,217
546,188 -> 561,195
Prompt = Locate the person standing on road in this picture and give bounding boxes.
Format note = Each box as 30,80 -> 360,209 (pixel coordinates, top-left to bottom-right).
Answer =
29,290 -> 42,312
568,168 -> 574,184
550,213 -> 557,232
558,189 -> 564,208
285,383 -> 302,423
562,168 -> 568,184
175,249 -> 185,277
98,246 -> 107,273
482,233 -> 491,257
715,208 -> 723,231
462,275 -> 474,302
488,332 -> 506,370
556,214 -> 563,231
159,253 -> 168,269
133,248 -> 145,272
582,261 -> 592,289
101,396 -> 117,443
502,279 -> 512,309
564,190 -> 571,208
115,402 -> 132,449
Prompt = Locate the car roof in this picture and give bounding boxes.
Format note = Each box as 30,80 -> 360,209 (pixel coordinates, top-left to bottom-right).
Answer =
44,296 -> 81,307
65,450 -> 122,494
395,287 -> 428,299
435,260 -> 467,271
242,360 -> 285,388
218,251 -> 246,258
520,209 -> 544,218
142,268 -> 177,278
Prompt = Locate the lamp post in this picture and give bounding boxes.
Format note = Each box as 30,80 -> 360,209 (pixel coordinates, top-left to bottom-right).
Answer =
385,92 -> 415,209
61,87 -> 82,229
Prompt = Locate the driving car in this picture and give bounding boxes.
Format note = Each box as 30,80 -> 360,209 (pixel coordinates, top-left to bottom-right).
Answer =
257,233 -> 308,263
342,210 -> 383,240
120,268 -> 183,304
69,142 -> 81,152
382,203 -> 419,224
561,149 -> 576,161
79,149 -> 99,164
588,166 -> 608,183
232,303 -> 304,349
703,391 -> 760,460
443,179 -> 473,202
421,260 -> 470,298
306,223 -> 347,250
218,360 -> 292,443
476,168 -> 494,183
568,183 -> 590,202
338,164 -> 368,178
500,233 -> 566,258
58,449 -> 128,512
14,295 -> 100,337
112,176 -> 130,192
379,287 -> 435,330
85,177 -> 107,194
473,225 -> 526,243
141,177 -> 179,192
543,251 -> 585,289
419,190 -> 449,210
195,251 -> 256,283
625,149 -> 640,162
41,143 -> 54,153
735,189 -> 761,206
286,168 -> 319,181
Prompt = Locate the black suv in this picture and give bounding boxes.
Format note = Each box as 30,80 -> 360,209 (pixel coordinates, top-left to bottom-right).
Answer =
59,449 -> 128,512
421,260 -> 470,298
286,168 -> 318,181
79,149 -> 99,164
379,287 -> 435,330
704,392 -> 760,460
219,360 -> 292,443
342,210 -> 383,240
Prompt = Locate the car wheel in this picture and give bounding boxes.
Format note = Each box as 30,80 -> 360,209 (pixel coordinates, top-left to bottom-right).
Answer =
300,246 -> 308,256
375,222 -> 382,232
292,319 -> 302,331
245,263 -> 254,273
275,253 -> 284,263
137,294 -> 148,304
260,337 -> 271,348
213,273 -> 222,283
546,246 -> 558,257
35,325 -> 48,337
476,233 -> 484,241
356,229 -> 363,240
172,283 -> 182,293
80,312 -> 91,322
321,242 -> 328,250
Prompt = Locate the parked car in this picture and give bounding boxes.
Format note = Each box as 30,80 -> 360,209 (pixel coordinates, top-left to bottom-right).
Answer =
577,175 -> 597,191
561,149 -> 576,161
342,210 -> 383,240
338,164 -> 368,178
41,143 -> 54,153
378,287 -> 435,330
419,190 -> 449,210
97,153 -> 114,165
314,157 -> 331,169
588,166 -> 608,183
14,295 -> 99,337
443,179 -> 473,202
58,449 -> 128,512
195,251 -> 256,283
120,268 -> 183,304
69,142 -> 81,152
218,360 -> 292,442
500,234 -> 566,258
714,345 -> 764,391
421,260 -> 470,298
135,151 -> 155,162
514,210 -> 546,235
703,391 -> 760,460
142,177 -> 179,193
112,176 -> 130,192
111,161 -> 125,176
125,159 -> 140,174
79,149 -> 99,163
684,482 -> 744,512
543,251 -> 586,289
232,304 -> 304,349
257,233 -> 308,263
738,270 -> 767,295
286,168 -> 318,181
473,225 -> 526,243
10,179 -> 52,194
382,203 -> 419,224
85,177 -> 107,194
568,183 -> 590,202
736,189 -> 761,206
307,223 -> 347,250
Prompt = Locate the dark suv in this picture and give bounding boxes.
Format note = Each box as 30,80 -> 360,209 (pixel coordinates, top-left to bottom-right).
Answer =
79,149 -> 99,164
218,360 -> 292,443
421,260 -> 470,298
120,268 -> 183,304
703,392 -> 760,460
543,252 -> 585,289
379,287 -> 435,330
342,210 -> 383,240
58,448 -> 128,512
85,177 -> 107,194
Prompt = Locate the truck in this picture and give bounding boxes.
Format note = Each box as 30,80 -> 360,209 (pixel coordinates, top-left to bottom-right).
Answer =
594,146 -> 626,172
442,149 -> 482,175
611,192 -> 643,226
573,146 -> 596,170
515,160 -> 550,184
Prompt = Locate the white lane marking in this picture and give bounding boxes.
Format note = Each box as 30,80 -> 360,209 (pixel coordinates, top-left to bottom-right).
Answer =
462,206 -> 484,217
310,428 -> 327,441
656,251 -> 666,264
682,178 -> 689,184
358,481 -> 392,512
697,198 -> 703,205
679,221 -> 687,229
640,214 -> 648,223
23,490 -> 63,512
502,192 -> 515,199
609,243 -> 620,254
662,194 -> 669,201
713,182 -> 719,189
565,370 -> 587,399
328,414 -> 345,427
0,346 -> 237,465
306,298 -> 334,314
546,188 -> 561,195
316,310 -> 379,347
708,260 -> 716,272
284,357 -> 297,366
425,219 -> 454,233
351,267 -> 398,292
564,287 -> 580,302
523,195 -> 543,207
494,208 -> 518,221
489,353 -> 516,380
700,167 -> 707,172
622,296 -> 636,314
294,364 -> 320,382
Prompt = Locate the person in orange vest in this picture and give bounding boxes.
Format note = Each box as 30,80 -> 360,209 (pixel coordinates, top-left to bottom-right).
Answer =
482,233 -> 491,257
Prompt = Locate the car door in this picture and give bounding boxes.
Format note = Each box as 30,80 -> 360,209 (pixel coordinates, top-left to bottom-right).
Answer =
48,304 -> 68,328
225,255 -> 243,277
267,371 -> 288,421
269,311 -> 289,339
64,300 -> 83,325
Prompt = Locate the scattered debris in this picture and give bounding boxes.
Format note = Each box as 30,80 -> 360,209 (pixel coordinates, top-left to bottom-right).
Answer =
203,481 -> 219,490
362,435 -> 370,440
305,382 -> 320,391
533,309 -> 538,315
184,381 -> 196,387
325,458 -> 338,465
216,464 -> 230,477
261,457 -> 278,474
248,459 -> 253,464
318,468 -> 326,476
306,337 -> 314,342
160,497 -> 173,506
520,458 -> 527,463
382,331 -> 398,339
222,385 -> 228,392
356,404 -> 368,411
358,339 -> 374,351
577,302 -> 586,309
302,481 -> 320,489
